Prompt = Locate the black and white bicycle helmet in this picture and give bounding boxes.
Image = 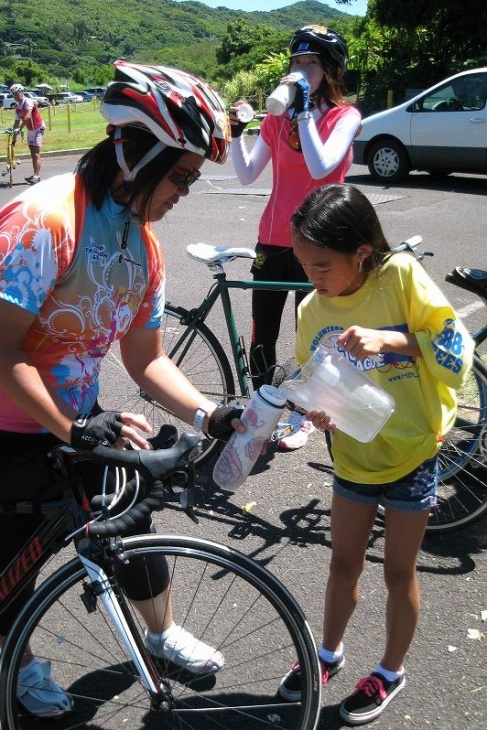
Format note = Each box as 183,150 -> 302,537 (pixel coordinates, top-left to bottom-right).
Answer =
289,26 -> 348,69
101,61 -> 230,169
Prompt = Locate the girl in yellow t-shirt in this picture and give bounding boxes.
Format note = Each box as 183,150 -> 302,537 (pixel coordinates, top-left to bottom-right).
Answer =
278,182 -> 474,726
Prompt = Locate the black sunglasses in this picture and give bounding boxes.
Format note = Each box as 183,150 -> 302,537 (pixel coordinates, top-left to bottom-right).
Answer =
168,166 -> 201,189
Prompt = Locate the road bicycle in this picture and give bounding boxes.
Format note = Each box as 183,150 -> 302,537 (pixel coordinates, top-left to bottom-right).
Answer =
0,429 -> 321,729
100,239 -> 487,534
1,128 -> 21,187
431,265 -> 487,532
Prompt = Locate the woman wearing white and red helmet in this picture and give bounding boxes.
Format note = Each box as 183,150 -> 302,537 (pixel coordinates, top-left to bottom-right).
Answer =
0,62 -> 239,718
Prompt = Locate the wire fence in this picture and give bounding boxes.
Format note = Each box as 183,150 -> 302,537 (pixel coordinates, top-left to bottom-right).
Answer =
0,100 -> 107,155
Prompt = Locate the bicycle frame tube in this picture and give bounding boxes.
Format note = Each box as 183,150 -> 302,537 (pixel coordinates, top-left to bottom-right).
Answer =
169,273 -> 314,399
79,552 -> 163,696
7,134 -> 14,187
222,278 -> 313,396
0,507 -> 72,616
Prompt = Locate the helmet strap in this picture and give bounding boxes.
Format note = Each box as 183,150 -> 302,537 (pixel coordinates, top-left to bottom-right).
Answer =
114,127 -> 166,181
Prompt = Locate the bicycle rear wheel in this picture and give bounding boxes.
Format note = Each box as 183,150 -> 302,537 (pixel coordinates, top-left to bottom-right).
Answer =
427,348 -> 487,533
99,304 -> 235,465
0,535 -> 321,730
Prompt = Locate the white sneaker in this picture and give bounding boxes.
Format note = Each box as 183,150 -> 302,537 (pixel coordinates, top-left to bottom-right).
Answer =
145,623 -> 224,675
17,658 -> 73,718
278,410 -> 315,451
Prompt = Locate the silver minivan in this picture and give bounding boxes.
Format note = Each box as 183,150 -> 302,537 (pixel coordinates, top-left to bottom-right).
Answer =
0,93 -> 16,110
353,67 -> 487,182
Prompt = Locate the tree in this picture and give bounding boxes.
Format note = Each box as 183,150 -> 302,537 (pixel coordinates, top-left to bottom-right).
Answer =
216,20 -> 255,65
370,0 -> 487,76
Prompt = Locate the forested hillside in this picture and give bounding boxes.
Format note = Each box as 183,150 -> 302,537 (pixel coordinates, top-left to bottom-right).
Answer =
0,0 -> 354,86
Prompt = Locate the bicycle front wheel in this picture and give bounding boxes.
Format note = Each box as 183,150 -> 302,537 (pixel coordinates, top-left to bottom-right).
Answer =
0,535 -> 321,730
99,304 -> 235,465
428,349 -> 487,533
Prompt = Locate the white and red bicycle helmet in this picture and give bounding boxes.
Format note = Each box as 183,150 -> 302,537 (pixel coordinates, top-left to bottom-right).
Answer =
101,61 -> 230,168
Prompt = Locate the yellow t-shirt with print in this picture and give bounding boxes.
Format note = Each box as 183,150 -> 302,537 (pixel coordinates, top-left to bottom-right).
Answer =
295,253 -> 474,484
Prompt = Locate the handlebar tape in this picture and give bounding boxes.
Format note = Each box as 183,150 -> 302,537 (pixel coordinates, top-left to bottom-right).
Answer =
86,480 -> 166,538
86,431 -> 201,538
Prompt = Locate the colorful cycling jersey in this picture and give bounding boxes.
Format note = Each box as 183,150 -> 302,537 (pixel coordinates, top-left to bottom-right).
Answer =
258,105 -> 357,247
14,97 -> 45,131
0,173 -> 165,432
295,253 -> 475,483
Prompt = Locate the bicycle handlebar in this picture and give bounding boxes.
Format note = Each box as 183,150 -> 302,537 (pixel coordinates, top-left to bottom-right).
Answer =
86,430 -> 201,538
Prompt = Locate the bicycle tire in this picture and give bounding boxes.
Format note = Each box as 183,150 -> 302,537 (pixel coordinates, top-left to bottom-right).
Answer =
360,345 -> 487,535
99,304 -> 235,466
427,345 -> 487,533
0,534 -> 321,730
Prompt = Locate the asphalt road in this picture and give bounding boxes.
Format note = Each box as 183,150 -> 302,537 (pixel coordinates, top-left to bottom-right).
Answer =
1,147 -> 486,729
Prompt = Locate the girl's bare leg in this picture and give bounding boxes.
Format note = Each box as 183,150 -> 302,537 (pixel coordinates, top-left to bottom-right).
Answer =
322,492 -> 377,651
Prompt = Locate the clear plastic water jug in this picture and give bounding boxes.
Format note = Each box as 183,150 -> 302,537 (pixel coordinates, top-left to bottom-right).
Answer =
281,344 -> 395,443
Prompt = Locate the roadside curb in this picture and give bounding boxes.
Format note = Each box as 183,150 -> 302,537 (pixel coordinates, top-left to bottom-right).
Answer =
10,148 -> 90,161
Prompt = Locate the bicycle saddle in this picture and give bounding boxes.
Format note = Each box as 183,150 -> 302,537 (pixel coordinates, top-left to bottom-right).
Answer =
445,267 -> 487,299
187,242 -> 256,263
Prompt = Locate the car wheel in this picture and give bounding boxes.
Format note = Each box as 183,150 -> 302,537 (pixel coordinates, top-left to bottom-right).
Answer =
367,138 -> 410,183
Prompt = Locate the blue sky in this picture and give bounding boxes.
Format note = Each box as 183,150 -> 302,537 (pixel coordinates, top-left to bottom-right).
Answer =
174,1 -> 367,16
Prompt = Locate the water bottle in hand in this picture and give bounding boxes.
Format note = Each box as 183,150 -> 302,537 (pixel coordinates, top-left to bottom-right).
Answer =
213,385 -> 286,491
265,71 -> 307,116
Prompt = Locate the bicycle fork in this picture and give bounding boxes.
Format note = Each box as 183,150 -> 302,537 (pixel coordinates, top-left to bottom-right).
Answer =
77,541 -> 173,711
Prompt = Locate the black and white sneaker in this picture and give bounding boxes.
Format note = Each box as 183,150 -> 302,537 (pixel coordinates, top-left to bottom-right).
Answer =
278,654 -> 344,702
339,671 -> 405,725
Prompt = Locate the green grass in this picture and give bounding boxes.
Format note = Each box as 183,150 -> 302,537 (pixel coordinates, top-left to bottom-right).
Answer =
0,101 -> 107,155
0,100 -> 265,157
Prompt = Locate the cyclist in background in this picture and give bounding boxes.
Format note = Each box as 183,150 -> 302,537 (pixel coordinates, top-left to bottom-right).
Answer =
278,183 -> 474,725
0,62 -> 240,719
10,83 -> 46,185
229,25 -> 361,451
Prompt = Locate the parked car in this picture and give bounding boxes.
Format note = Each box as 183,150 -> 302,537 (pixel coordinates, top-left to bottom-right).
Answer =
24,91 -> 49,107
46,91 -> 82,105
83,86 -> 106,99
0,93 -> 16,110
78,91 -> 95,102
353,67 -> 487,182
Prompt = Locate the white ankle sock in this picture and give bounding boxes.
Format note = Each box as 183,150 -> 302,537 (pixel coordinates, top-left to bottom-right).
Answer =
374,662 -> 404,683
318,643 -> 344,664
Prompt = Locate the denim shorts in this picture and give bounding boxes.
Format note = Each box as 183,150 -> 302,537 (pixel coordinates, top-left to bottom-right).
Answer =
333,457 -> 438,512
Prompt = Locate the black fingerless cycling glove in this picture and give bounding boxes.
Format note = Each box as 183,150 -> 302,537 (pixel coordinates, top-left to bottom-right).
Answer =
71,410 -> 124,450
206,405 -> 243,441
293,77 -> 311,115
230,120 -> 248,139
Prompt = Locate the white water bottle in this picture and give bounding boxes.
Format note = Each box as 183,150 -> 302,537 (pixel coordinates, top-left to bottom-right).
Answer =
213,385 -> 286,491
265,70 -> 306,116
